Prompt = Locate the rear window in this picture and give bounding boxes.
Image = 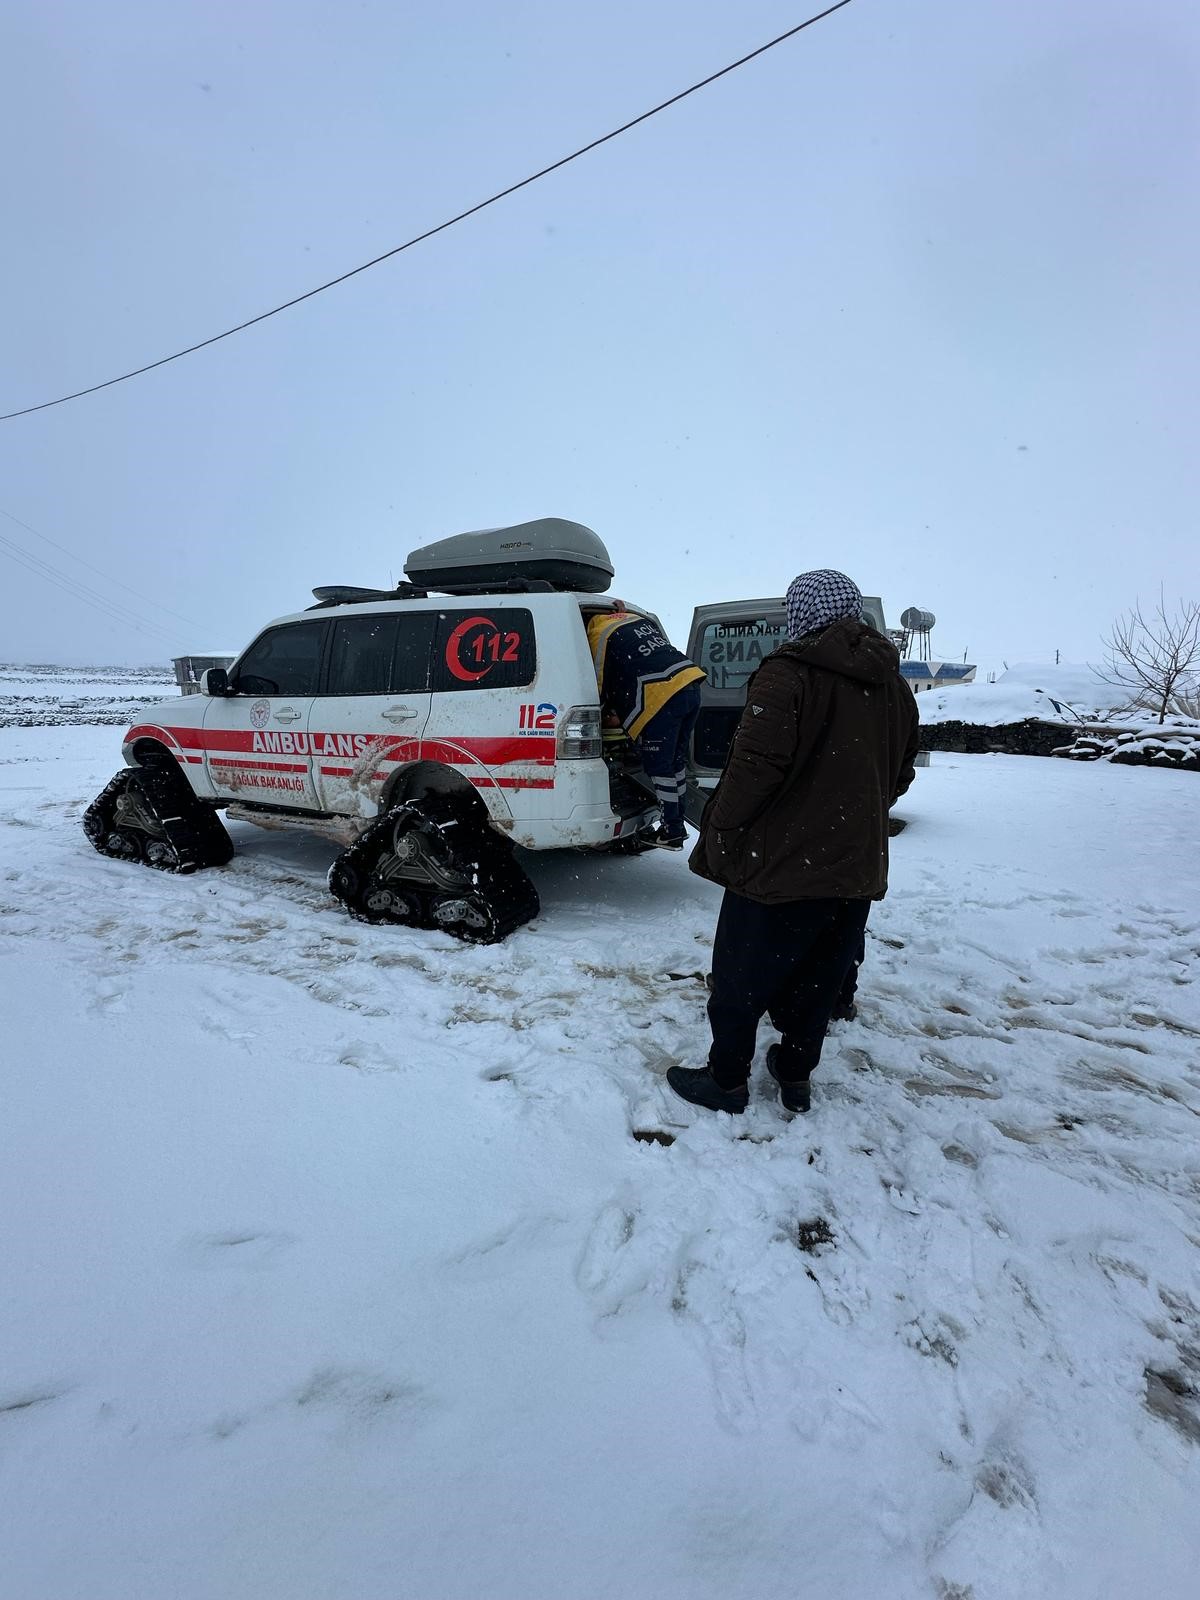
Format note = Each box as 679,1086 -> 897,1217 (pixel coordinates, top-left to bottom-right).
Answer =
327,615 -> 400,696
697,618 -> 787,692
325,612 -> 436,696
392,613 -> 437,693
430,607 -> 536,692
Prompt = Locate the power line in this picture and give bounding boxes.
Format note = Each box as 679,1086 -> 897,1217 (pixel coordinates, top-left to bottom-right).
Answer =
0,529 -> 182,645
0,503 -> 211,633
0,533 -> 179,643
1,2 -> 855,423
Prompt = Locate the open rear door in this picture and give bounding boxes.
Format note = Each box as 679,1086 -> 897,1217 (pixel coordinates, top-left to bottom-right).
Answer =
683,593 -> 891,827
684,599 -> 788,827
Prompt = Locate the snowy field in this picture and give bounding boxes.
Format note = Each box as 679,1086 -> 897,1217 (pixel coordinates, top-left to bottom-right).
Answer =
0,663 -> 176,728
2,726 -> 1199,1600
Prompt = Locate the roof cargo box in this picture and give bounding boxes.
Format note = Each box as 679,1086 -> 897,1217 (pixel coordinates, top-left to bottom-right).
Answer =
404,518 -> 614,595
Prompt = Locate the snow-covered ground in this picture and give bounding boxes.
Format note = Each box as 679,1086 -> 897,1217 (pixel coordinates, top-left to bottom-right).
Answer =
0,663 -> 176,728
918,660 -> 1200,731
2,727 -> 1198,1600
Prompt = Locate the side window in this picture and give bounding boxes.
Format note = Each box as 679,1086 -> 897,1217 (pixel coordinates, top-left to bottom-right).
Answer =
391,612 -> 437,694
430,607 -> 536,693
327,615 -> 400,696
235,621 -> 326,696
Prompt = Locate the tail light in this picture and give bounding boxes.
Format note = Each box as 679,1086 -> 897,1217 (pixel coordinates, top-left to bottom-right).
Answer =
557,705 -> 602,760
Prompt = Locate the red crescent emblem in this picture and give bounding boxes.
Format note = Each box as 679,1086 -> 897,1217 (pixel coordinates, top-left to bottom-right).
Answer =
445,615 -> 496,682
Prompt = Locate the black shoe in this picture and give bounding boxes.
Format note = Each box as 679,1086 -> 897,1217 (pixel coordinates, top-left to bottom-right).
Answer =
766,1044 -> 812,1114
829,999 -> 857,1022
652,828 -> 686,851
666,1065 -> 748,1114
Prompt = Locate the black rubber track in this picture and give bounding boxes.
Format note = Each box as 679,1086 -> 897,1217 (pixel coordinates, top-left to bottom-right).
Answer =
82,763 -> 234,873
327,794 -> 539,945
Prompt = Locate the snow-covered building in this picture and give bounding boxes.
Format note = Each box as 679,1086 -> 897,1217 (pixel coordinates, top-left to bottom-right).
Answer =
900,660 -> 977,695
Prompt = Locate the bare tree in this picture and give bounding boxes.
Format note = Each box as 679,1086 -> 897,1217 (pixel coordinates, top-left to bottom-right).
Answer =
1099,591 -> 1200,724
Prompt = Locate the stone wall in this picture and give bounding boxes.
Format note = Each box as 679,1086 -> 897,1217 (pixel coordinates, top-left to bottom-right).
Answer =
919,718 -> 1200,771
1056,727 -> 1200,772
917,719 -> 1081,757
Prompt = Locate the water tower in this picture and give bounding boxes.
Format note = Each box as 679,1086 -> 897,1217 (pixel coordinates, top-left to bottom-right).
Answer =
900,607 -> 936,660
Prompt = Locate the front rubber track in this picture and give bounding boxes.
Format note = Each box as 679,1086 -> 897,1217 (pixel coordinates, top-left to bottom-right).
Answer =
82,763 -> 234,873
327,794 -> 539,945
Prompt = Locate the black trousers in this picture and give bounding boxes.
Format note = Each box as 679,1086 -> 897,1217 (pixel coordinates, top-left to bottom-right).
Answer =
707,891 -> 871,1089
837,926 -> 868,1007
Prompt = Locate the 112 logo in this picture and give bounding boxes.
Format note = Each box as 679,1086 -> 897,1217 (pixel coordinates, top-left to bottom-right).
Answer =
518,703 -> 558,731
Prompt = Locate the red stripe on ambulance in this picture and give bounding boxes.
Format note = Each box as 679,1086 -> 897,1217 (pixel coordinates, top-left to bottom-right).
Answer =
127,725 -> 558,790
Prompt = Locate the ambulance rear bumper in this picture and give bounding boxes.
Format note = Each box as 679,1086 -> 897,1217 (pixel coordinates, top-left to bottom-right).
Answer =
508,803 -> 653,851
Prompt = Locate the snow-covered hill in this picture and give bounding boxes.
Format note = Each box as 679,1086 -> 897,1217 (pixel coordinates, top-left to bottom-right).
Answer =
919,660 -> 1199,729
2,729 -> 1198,1599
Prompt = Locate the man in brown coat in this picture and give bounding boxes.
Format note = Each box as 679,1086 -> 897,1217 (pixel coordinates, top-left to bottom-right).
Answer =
667,569 -> 919,1115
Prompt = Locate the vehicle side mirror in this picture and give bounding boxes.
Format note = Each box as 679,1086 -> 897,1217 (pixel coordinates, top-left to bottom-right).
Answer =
201,667 -> 231,697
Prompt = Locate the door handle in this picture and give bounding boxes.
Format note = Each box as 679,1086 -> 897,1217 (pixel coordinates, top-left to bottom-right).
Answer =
272,707 -> 302,723
382,705 -> 419,722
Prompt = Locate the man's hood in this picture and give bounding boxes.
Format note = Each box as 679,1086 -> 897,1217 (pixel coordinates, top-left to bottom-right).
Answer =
778,618 -> 900,684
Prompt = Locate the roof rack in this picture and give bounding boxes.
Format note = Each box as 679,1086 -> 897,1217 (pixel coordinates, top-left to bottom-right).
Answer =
308,577 -> 567,609
308,583 -> 429,608
432,577 -> 557,596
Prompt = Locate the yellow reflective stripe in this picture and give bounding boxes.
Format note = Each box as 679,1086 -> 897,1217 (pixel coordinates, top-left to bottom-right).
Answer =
586,613 -> 630,695
627,664 -> 706,740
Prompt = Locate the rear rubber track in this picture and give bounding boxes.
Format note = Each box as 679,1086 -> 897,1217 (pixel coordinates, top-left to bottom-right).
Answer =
327,793 -> 539,944
83,763 -> 234,873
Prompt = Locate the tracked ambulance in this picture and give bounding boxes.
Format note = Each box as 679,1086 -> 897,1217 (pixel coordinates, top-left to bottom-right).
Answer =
84,520 -> 665,943
83,519 -> 900,944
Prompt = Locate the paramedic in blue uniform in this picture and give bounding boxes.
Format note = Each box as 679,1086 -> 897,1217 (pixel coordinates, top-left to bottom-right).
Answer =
587,608 -> 705,848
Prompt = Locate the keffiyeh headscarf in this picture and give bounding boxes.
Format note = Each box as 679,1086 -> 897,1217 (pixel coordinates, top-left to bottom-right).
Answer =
785,569 -> 863,641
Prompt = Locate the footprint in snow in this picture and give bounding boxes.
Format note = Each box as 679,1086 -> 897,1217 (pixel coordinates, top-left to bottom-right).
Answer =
179,1230 -> 296,1270
576,1202 -> 757,1430
931,1444 -> 1046,1600
1129,1010 -> 1200,1039
0,1386 -> 64,1418
292,1364 -> 432,1429
901,1315 -> 965,1369
338,1040 -> 401,1074
210,1365 -> 435,1442
670,1254 -> 757,1433
576,1203 -> 639,1308
1143,1284 -> 1200,1445
906,1077 -> 999,1102
1144,1368 -> 1200,1445
806,1250 -> 871,1329
790,1376 -> 882,1451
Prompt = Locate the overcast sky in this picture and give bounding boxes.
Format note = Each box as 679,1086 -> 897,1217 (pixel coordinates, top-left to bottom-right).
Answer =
1,0 -> 1197,672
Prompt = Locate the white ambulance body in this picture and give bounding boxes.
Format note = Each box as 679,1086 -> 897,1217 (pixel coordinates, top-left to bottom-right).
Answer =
121,589 -> 655,852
